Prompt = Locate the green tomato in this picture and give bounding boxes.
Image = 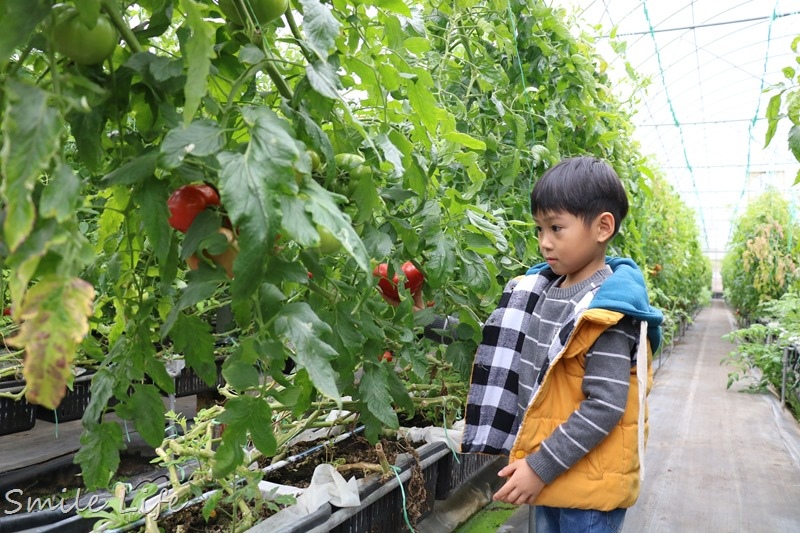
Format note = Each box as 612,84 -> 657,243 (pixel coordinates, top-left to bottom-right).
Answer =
334,153 -> 366,171
218,0 -> 288,26
350,164 -> 372,181
308,149 -> 321,171
53,11 -> 118,65
317,225 -> 342,254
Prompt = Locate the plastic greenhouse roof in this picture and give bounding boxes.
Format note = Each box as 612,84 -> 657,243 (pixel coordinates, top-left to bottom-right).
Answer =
558,0 -> 800,256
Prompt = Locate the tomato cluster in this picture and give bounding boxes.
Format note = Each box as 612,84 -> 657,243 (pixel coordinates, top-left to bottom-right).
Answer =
372,262 -> 425,301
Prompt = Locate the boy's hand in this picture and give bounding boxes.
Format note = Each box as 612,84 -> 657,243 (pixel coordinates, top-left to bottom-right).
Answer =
493,459 -> 545,506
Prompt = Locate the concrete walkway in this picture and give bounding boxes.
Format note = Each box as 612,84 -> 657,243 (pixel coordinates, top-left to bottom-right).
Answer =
499,299 -> 800,532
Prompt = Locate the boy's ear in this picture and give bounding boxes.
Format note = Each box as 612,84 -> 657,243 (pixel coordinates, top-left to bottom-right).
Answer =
596,212 -> 616,242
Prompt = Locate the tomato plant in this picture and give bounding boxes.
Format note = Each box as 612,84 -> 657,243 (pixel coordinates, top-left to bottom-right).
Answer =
52,8 -> 118,65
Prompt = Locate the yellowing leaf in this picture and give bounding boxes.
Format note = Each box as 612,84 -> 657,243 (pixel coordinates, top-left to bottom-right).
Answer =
7,276 -> 95,409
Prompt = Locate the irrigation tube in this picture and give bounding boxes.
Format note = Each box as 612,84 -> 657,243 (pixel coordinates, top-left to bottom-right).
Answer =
262,425 -> 365,475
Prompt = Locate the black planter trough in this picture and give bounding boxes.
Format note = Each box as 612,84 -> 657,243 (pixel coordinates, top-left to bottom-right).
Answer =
0,379 -> 36,436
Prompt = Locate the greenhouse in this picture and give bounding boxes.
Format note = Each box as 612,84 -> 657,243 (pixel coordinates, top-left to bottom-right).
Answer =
0,1 -> 798,532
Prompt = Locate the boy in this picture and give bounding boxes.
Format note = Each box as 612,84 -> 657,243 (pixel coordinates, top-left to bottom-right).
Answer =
460,156 -> 663,532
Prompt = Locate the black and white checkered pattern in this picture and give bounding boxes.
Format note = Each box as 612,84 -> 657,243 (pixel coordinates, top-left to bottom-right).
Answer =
461,272 -> 552,454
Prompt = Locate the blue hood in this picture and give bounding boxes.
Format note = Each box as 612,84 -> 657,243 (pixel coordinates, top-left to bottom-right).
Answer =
526,257 -> 664,352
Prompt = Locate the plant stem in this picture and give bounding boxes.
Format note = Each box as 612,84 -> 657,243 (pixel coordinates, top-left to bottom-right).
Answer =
336,462 -> 384,474
262,57 -> 293,100
101,0 -> 144,54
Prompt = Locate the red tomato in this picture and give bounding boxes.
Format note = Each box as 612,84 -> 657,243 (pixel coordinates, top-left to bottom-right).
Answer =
400,261 -> 424,295
195,184 -> 221,206
2,307 -> 11,316
373,261 -> 425,300
373,263 -> 399,300
380,351 -> 393,363
167,184 -> 221,233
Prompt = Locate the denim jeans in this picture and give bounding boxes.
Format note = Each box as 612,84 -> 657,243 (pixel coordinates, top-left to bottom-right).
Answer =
534,505 -> 627,533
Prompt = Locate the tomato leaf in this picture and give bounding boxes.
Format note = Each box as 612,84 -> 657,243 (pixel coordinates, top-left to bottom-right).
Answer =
0,0 -> 51,68
7,276 -> 95,409
74,0 -> 102,27
84,367 -> 116,426
162,268 -> 227,337
358,364 -> 399,430
459,249 -> 491,293
443,131 -> 487,151
1,81 -> 62,252
213,396 -> 276,478
363,0 -> 411,17
217,106 -> 299,286
40,163 -> 81,223
273,302 -> 341,402
67,107 -> 106,172
764,93 -> 782,148
132,177 -> 172,262
361,225 -> 393,262
182,0 -> 216,124
788,125 -> 800,161
384,367 -> 414,415
280,196 -> 318,247
74,421 -> 124,491
160,120 -> 223,169
306,60 -> 342,99
170,314 -> 217,386
126,384 -> 167,448
375,133 -> 405,178
445,340 -> 477,380
304,181 -> 370,273
299,0 -> 341,61
425,232 -> 456,288
100,149 -> 159,186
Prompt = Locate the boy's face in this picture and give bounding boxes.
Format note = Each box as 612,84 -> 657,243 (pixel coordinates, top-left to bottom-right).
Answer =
533,210 -> 613,288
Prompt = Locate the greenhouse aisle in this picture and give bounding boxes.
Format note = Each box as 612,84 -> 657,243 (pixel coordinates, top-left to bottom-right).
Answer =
498,299 -> 800,532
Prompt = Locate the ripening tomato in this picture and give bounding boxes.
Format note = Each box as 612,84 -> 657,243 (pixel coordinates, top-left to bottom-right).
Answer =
2,307 -> 11,317
380,351 -> 393,363
186,228 -> 238,279
167,184 -> 221,233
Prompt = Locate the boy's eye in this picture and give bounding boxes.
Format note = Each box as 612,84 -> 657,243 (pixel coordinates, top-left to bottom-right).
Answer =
534,226 -> 542,234
551,225 -> 562,232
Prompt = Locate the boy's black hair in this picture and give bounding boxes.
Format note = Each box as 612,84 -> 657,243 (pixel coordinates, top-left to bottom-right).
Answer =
530,156 -> 629,236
